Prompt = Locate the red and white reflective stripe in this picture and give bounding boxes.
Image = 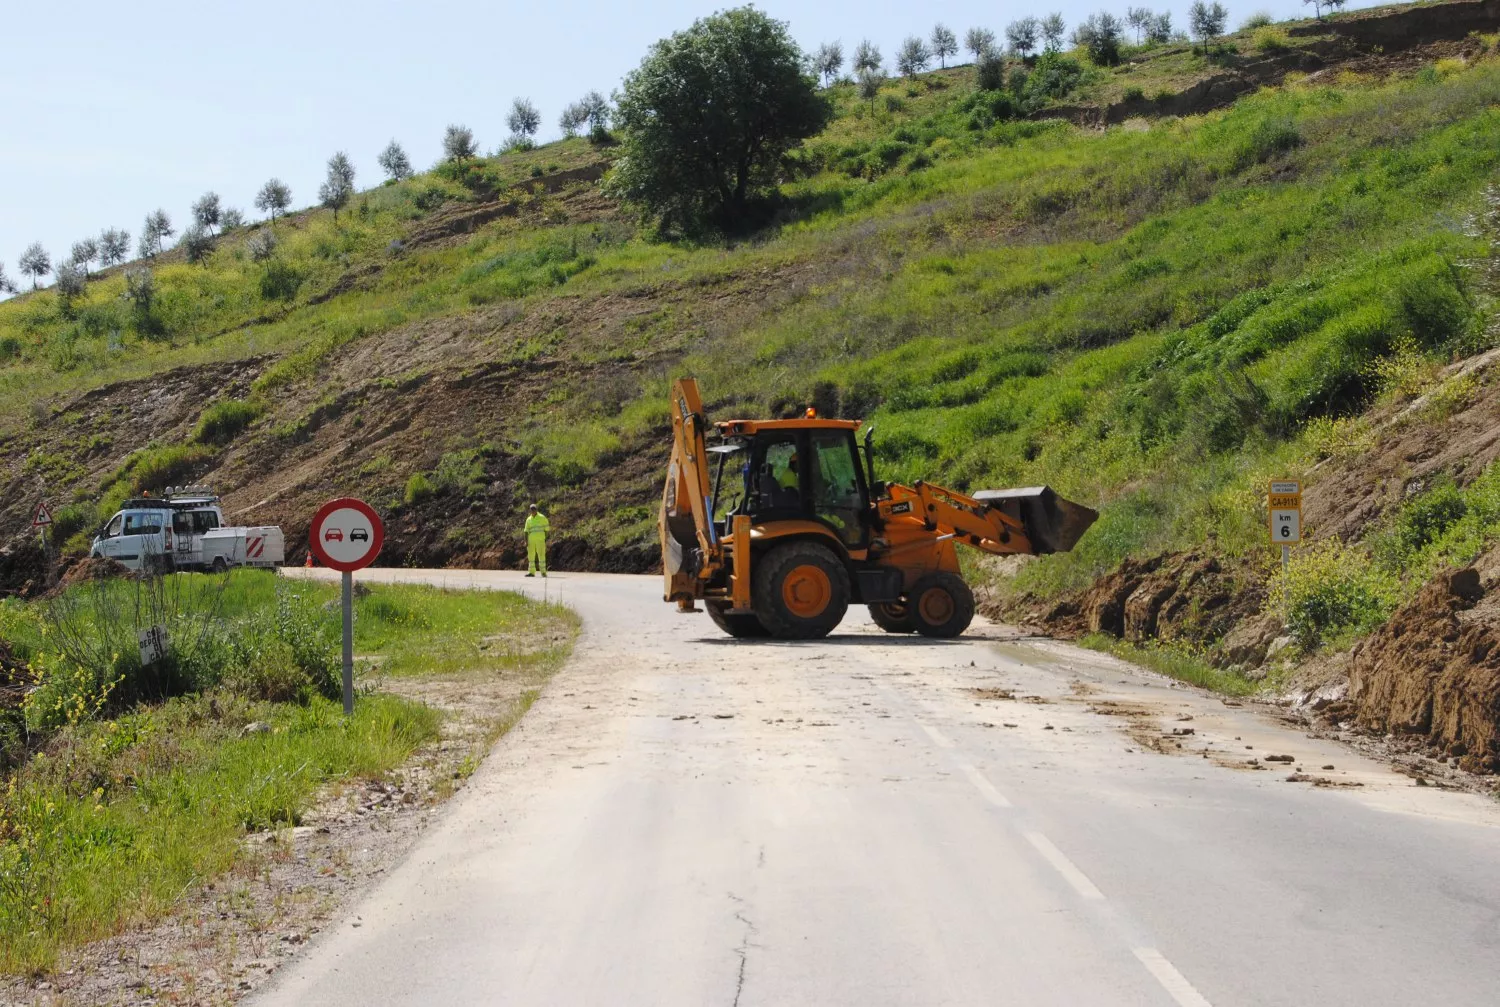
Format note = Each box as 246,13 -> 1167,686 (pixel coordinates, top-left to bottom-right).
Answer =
247,536 -> 264,559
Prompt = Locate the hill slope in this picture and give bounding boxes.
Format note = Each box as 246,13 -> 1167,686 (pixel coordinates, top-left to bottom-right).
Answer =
1,0 -> 1498,608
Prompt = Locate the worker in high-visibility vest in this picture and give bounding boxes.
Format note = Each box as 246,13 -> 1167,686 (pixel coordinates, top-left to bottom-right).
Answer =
524,504 -> 550,577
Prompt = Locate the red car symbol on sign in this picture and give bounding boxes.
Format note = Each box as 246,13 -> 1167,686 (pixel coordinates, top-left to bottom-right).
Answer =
325,528 -> 344,542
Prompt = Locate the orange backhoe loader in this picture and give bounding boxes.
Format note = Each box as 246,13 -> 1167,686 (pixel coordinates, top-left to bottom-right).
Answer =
660,377 -> 1099,639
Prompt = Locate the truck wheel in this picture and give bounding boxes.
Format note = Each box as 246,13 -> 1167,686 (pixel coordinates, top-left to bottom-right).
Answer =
868,601 -> 917,634
910,572 -> 975,638
706,602 -> 768,638
211,557 -> 229,574
753,541 -> 850,640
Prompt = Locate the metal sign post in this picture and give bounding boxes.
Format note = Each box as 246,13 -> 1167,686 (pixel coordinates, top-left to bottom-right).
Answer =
1268,480 -> 1302,571
308,497 -> 385,717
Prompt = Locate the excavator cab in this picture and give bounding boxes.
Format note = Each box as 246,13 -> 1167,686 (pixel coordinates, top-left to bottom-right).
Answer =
709,426 -> 873,548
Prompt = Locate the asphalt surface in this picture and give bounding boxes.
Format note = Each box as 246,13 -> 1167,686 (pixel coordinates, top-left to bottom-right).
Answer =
258,570 -> 1500,1007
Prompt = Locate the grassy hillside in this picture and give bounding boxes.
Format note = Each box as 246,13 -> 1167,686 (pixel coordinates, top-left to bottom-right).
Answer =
1,4 -> 1497,590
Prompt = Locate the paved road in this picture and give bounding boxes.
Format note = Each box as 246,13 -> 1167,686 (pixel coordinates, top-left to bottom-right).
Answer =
259,570 -> 1500,1007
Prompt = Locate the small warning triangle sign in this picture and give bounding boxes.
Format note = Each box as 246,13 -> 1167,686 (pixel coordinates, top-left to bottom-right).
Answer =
32,501 -> 53,528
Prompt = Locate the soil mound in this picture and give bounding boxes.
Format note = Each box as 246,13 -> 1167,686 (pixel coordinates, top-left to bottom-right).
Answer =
51,556 -> 132,595
1032,550 -> 1265,648
1347,560 -> 1500,773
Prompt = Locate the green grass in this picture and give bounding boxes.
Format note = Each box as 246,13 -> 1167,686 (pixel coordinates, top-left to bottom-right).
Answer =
1078,633 -> 1268,695
0,572 -> 576,974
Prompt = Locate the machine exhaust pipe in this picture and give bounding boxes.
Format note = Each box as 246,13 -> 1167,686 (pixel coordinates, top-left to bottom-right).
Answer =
971,486 -> 1099,555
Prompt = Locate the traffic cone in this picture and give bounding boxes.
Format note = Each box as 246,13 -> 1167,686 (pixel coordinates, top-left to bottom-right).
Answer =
304,552 -> 314,568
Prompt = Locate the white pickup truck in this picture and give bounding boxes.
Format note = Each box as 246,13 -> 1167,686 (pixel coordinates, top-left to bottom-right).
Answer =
90,487 -> 285,573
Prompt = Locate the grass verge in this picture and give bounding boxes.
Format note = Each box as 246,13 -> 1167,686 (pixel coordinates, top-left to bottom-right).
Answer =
1077,633 -> 1268,696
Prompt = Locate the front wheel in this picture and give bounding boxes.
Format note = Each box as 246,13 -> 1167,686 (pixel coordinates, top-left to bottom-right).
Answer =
909,572 -> 976,638
211,557 -> 229,574
753,541 -> 850,640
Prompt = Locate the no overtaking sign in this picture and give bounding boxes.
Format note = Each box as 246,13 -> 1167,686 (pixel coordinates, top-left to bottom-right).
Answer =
309,497 -> 384,715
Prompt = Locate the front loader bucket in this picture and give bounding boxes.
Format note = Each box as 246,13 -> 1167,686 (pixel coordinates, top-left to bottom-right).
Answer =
972,486 -> 1098,555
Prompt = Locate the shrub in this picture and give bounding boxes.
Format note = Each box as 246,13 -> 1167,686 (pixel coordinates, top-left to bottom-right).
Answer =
1252,27 -> 1291,53
193,398 -> 265,445
1240,10 -> 1274,29
1230,116 -> 1302,170
432,450 -> 486,497
1374,478 -> 1469,566
1270,540 -> 1399,649
405,472 -> 436,505
1122,85 -> 1146,102
259,260 -> 305,302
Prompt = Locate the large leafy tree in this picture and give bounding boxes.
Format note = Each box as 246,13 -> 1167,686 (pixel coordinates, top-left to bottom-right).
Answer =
255,178 -> 292,224
319,151 -> 356,219
611,7 -> 829,234
18,243 -> 50,289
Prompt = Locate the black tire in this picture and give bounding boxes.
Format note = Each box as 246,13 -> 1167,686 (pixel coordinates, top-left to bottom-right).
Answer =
706,602 -> 768,638
753,541 -> 851,640
211,557 -> 229,574
868,601 -> 917,634
910,572 -> 976,638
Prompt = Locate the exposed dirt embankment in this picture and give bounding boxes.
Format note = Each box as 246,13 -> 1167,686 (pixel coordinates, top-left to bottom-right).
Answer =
1345,555 -> 1500,773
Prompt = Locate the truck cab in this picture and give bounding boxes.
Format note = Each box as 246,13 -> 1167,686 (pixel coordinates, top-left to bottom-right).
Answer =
90,487 -> 244,572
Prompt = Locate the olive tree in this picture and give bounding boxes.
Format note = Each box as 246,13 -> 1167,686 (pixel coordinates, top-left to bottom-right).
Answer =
1041,13 -> 1067,52
853,39 -> 882,73
443,124 -> 478,161
99,228 -> 130,267
139,209 -> 173,256
319,151 -> 356,220
220,208 -> 246,232
19,243 -> 50,289
191,191 -> 223,234
1074,12 -> 1125,65
559,102 -> 587,137
123,266 -> 154,319
1190,0 -> 1229,51
857,69 -> 884,112
581,91 -> 612,139
930,24 -> 957,68
246,228 -> 278,262
70,237 -> 99,276
1006,17 -> 1041,59
179,224 -> 215,264
507,97 -> 542,148
55,261 -> 85,299
815,41 -> 843,85
1147,12 -> 1174,43
255,179 -> 292,223
378,139 -> 413,181
965,27 -> 997,61
896,36 -> 931,77
610,6 -> 830,234
0,262 -> 14,295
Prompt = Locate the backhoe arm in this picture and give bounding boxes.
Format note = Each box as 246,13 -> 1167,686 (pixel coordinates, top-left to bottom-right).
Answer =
884,481 -> 1036,555
660,377 -> 725,601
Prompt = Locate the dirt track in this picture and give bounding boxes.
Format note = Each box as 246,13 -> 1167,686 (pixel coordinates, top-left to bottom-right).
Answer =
252,569 -> 1500,1007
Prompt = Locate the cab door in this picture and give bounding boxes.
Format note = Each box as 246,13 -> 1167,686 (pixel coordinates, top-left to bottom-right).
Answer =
808,430 -> 871,548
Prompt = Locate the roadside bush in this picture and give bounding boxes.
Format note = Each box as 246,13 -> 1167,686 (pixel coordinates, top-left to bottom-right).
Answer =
432,449 -> 487,497
1375,478 -> 1469,567
193,398 -> 265,445
1229,116 -> 1302,171
1270,540 -> 1400,649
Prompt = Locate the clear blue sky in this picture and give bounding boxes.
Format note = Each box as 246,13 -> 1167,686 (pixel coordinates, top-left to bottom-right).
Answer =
1,0 -> 1371,292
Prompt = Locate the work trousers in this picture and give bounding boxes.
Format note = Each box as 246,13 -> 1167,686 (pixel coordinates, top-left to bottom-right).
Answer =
527,534 -> 547,573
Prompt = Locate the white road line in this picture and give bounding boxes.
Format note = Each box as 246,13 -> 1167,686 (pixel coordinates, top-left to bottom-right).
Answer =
956,760 -> 1012,807
1024,831 -> 1105,901
1132,947 -> 1214,1007
918,721 -> 954,748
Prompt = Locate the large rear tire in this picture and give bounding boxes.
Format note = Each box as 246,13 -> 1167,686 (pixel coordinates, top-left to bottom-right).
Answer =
868,601 -> 917,634
753,541 -> 850,640
910,572 -> 976,638
706,602 -> 768,638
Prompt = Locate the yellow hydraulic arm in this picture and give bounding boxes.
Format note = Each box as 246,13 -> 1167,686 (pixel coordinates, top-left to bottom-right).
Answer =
879,481 -> 1036,556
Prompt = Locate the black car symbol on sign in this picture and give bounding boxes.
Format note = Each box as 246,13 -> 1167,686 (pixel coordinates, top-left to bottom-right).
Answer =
350,528 -> 370,542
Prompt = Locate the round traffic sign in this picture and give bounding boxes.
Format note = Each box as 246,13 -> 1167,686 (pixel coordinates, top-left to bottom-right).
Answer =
309,497 -> 384,572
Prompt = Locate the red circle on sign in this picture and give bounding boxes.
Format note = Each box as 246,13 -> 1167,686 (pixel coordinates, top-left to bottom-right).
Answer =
309,498 -> 384,572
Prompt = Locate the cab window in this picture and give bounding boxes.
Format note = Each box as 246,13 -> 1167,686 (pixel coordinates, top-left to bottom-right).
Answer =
711,444 -> 751,526
752,436 -> 803,514
193,511 -> 219,533
123,513 -> 163,536
104,515 -> 123,538
809,430 -> 866,546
